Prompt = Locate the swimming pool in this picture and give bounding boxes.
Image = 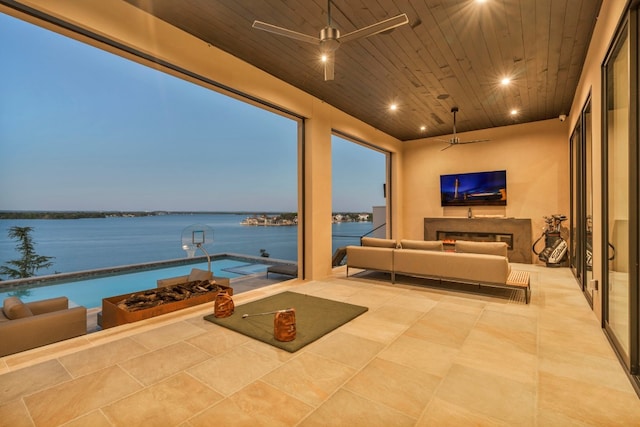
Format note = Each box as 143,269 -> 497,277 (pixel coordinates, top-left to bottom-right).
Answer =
0,256 -> 271,309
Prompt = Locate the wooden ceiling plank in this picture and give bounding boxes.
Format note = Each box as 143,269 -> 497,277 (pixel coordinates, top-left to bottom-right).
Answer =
425,0 -> 491,131
121,0 -> 603,140
502,0 -> 530,122
360,0 -> 460,135
519,0 -> 540,119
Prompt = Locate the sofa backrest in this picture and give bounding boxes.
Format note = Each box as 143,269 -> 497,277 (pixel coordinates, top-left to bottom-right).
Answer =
188,268 -> 214,282
361,237 -> 397,248
400,240 -> 443,251
394,250 -> 510,285
455,240 -> 508,257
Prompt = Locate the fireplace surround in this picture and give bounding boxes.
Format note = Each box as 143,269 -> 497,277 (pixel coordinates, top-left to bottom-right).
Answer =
424,217 -> 532,263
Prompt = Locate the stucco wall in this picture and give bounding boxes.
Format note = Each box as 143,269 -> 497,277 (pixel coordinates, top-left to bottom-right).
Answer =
400,119 -> 570,261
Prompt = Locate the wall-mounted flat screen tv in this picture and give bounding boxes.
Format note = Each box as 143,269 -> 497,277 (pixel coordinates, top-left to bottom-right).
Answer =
440,170 -> 507,206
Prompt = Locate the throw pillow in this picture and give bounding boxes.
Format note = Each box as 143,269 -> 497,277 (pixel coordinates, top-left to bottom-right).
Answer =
455,240 -> 508,257
3,297 -> 34,320
361,237 -> 398,248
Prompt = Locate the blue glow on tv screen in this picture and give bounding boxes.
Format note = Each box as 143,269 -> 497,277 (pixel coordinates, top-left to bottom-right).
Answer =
440,170 -> 507,206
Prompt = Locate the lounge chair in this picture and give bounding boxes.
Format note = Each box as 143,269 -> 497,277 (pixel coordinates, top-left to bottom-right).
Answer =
266,264 -> 298,278
0,296 -> 87,356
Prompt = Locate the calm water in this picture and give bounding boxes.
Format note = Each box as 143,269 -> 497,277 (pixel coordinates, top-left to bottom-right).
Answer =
0,258 -> 266,308
0,214 -> 373,276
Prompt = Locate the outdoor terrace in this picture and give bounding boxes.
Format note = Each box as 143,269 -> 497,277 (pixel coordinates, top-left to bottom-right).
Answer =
1,264 -> 639,426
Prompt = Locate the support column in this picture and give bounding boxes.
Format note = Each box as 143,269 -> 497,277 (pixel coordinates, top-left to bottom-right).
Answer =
303,101 -> 333,280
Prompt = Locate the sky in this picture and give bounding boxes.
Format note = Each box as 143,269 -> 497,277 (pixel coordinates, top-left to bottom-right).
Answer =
0,12 -> 385,213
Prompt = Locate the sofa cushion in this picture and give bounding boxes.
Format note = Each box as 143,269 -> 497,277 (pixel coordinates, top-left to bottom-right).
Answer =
455,240 -> 508,257
400,240 -> 443,251
361,237 -> 397,248
3,297 -> 34,320
188,268 -> 213,282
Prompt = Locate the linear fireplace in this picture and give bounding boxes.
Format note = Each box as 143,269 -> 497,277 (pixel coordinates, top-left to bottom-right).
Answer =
436,231 -> 513,249
424,217 -> 532,263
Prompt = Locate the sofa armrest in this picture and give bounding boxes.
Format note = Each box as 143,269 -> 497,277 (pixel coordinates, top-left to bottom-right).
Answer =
0,306 -> 87,356
347,246 -> 394,272
25,296 -> 69,315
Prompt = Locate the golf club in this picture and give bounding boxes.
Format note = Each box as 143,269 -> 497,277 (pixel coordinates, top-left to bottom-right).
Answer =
242,308 -> 293,319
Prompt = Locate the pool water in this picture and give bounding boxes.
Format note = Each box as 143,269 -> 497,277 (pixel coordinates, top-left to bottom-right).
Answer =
0,258 -> 269,309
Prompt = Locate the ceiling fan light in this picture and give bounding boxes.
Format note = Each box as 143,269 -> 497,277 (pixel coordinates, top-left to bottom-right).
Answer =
320,26 -> 340,41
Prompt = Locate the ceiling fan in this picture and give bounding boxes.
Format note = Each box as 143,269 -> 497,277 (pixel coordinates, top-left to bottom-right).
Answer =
252,1 -> 408,81
438,107 -> 491,151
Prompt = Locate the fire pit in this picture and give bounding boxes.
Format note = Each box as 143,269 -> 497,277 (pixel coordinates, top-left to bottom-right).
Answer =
117,280 -> 222,311
101,279 -> 232,329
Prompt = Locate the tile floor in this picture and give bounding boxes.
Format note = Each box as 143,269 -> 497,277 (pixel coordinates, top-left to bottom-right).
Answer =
1,264 -> 639,426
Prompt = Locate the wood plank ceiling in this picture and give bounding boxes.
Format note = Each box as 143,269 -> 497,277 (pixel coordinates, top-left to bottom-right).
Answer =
124,0 -> 603,141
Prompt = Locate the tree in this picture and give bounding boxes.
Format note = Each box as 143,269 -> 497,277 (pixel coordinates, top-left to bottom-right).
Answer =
0,226 -> 54,280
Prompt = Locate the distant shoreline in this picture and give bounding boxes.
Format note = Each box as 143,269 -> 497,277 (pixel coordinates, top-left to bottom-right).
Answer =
0,211 -> 280,220
0,211 -> 370,220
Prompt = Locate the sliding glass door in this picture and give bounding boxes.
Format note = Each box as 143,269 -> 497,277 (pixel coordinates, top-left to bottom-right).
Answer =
603,5 -> 639,377
570,97 -> 593,304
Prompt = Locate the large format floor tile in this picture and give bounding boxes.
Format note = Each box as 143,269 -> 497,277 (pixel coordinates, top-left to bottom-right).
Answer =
1,265 -> 639,426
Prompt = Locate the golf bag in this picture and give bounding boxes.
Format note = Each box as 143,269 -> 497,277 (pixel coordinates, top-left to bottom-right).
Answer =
214,290 -> 234,318
533,214 -> 568,267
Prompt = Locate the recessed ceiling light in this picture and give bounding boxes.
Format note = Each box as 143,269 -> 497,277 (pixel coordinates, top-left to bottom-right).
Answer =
510,109 -> 518,116
420,125 -> 426,132
501,77 -> 511,86
321,54 -> 328,63
390,103 -> 398,111
476,0 -> 487,3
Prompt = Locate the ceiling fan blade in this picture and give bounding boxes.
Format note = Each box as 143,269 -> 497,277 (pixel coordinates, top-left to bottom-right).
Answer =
323,51 -> 335,81
339,14 -> 408,43
252,20 -> 320,45
457,139 -> 491,145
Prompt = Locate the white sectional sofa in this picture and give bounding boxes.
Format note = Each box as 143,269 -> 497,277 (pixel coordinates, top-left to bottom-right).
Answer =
346,237 -> 530,303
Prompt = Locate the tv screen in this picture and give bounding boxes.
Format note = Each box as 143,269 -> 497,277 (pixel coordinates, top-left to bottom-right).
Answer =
440,170 -> 507,206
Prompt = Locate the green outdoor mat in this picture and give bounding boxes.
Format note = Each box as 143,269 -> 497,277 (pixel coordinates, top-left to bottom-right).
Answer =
204,291 -> 368,352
